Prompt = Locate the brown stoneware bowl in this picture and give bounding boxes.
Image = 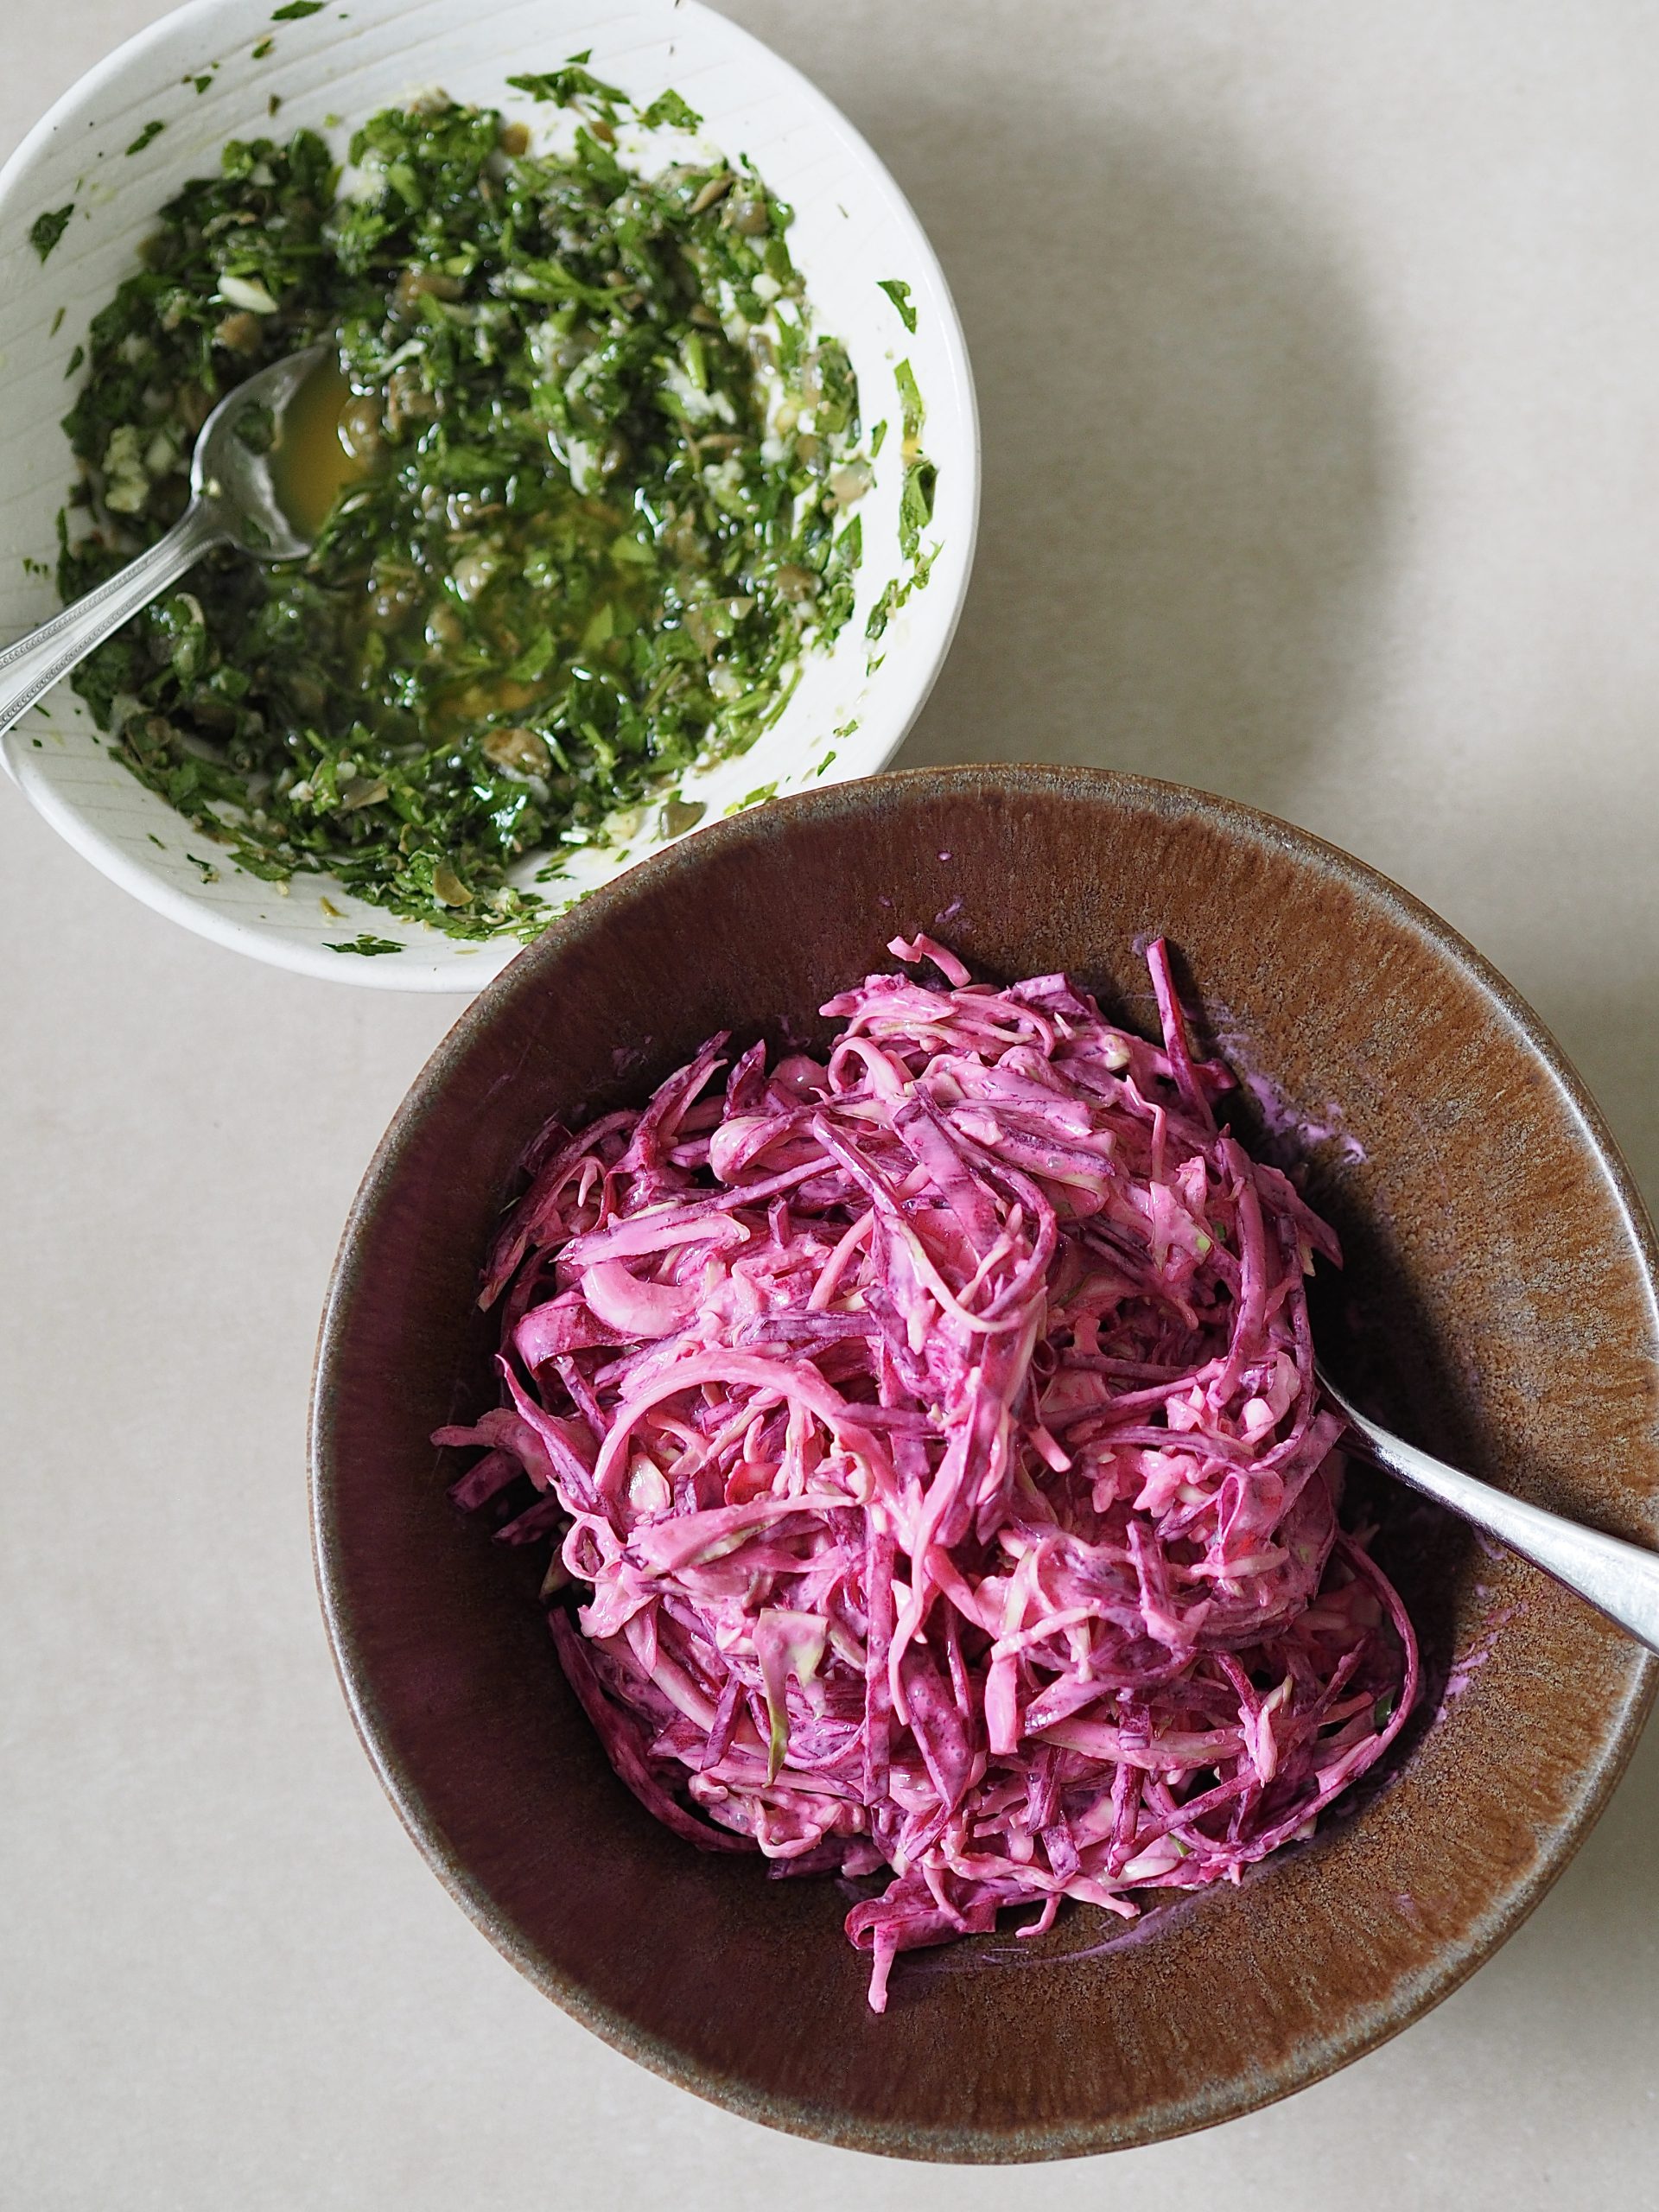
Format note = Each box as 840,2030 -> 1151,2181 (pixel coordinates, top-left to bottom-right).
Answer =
310,765 -> 1659,2160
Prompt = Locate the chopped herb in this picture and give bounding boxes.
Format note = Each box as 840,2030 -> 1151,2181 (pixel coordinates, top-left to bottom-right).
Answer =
895,357 -> 925,445
251,36 -> 274,57
892,358 -> 935,561
148,832 -> 166,848
232,398 -> 276,453
876,277 -> 916,332
192,73 -> 216,95
813,748 -> 836,776
55,82 -> 870,939
325,932 -> 405,955
869,417 -> 887,457
507,57 -> 626,115
185,853 -> 222,883
270,0 -> 325,16
21,556 -> 48,578
125,120 -> 166,157
29,205 -> 74,262
866,582 -> 899,644
268,96 -> 283,118
49,306 -> 65,337
899,458 -> 937,562
864,544 -> 935,649
64,344 -> 84,378
639,90 -> 702,131
724,779 -> 778,816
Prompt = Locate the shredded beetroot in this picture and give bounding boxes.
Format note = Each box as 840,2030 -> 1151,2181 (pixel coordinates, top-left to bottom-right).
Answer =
437,938 -> 1418,2011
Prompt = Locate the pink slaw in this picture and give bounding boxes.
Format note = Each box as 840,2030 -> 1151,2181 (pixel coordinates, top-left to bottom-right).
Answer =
437,938 -> 1418,2010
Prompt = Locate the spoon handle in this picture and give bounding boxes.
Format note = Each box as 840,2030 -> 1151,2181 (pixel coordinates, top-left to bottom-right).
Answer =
0,500 -> 229,745
1320,1370 -> 1659,1655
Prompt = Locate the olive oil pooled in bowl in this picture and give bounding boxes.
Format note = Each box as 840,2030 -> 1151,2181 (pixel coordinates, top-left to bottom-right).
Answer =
265,356 -> 372,544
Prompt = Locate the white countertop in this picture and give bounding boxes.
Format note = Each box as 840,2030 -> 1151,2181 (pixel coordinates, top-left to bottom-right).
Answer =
4,3 -> 1656,2204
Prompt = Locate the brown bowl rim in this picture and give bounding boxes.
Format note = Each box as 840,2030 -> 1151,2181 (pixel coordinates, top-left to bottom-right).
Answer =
309,762 -> 1659,2160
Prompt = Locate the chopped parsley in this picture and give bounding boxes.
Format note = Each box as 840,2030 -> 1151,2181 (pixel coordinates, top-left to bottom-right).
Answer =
640,91 -> 703,132
270,1 -> 325,16
893,357 -> 935,561
325,932 -> 404,955
865,545 -> 935,645
29,205 -> 74,262
125,120 -> 166,157
876,277 -> 916,332
56,81 -> 869,939
724,779 -> 778,816
506,58 -> 626,114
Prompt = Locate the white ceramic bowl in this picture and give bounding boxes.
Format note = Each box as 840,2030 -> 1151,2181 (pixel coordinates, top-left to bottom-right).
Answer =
0,0 -> 978,990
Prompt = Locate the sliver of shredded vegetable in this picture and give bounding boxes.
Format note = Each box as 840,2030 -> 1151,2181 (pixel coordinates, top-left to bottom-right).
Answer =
437,938 -> 1418,2010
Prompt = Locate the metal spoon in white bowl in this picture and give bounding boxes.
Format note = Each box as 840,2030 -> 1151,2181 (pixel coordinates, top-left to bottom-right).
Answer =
0,340 -> 334,741
1318,1362 -> 1659,1653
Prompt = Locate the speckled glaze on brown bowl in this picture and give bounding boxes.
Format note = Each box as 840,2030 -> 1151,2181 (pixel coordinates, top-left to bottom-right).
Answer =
309,766 -> 1658,2162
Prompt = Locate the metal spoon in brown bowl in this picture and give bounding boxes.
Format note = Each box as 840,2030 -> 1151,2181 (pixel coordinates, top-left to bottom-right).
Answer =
1318,1362 -> 1659,1652
0,341 -> 359,739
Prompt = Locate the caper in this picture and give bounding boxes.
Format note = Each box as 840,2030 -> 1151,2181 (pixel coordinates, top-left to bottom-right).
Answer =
690,173 -> 733,215
339,394 -> 385,463
367,573 -> 417,628
393,266 -> 464,314
481,725 -> 552,776
449,544 -> 500,603
213,311 -> 262,356
175,384 -> 213,435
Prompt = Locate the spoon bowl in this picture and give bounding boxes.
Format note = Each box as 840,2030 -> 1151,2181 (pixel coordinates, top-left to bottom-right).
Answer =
189,340 -> 335,562
0,342 -> 335,743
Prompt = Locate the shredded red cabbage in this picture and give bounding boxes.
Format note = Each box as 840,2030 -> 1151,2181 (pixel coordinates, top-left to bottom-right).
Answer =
438,938 -> 1418,2011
